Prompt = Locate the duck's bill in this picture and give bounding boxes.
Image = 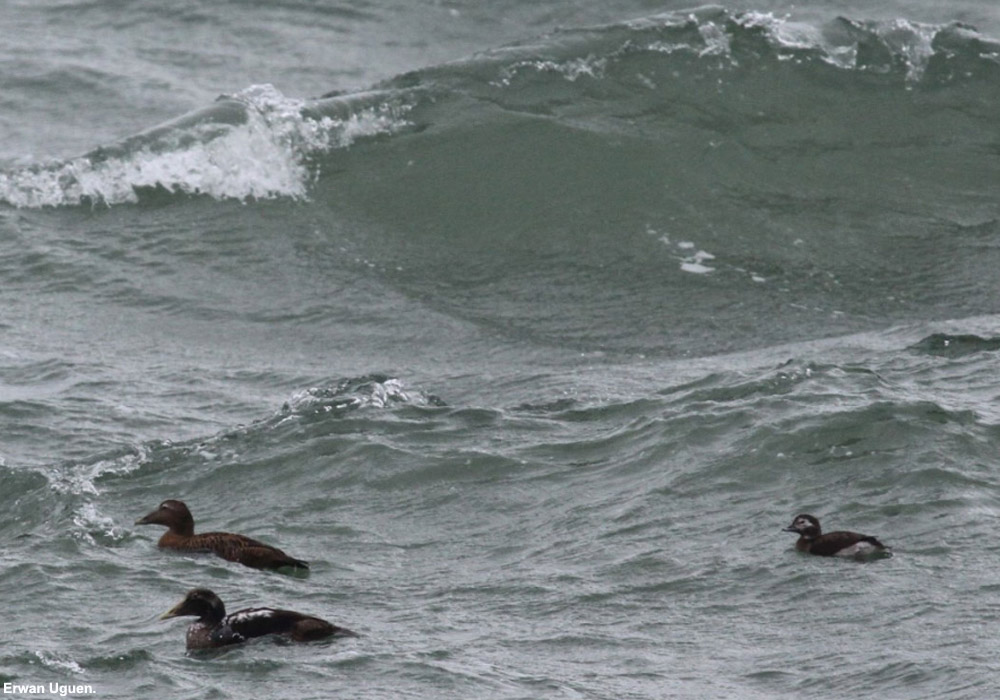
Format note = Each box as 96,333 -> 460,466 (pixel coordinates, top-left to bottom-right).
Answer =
159,602 -> 184,620
134,511 -> 157,525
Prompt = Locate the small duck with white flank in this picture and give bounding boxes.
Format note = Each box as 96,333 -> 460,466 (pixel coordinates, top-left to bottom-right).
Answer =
783,513 -> 890,559
160,588 -> 357,650
135,499 -> 309,572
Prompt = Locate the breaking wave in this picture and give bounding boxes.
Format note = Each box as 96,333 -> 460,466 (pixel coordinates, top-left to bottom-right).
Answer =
1,7 -> 996,209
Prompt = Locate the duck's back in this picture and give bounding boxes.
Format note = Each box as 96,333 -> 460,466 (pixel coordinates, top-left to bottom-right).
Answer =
226,607 -> 354,641
160,531 -> 309,570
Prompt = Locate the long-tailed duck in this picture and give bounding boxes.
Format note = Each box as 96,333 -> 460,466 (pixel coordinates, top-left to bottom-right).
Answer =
783,513 -> 889,558
135,499 -> 309,571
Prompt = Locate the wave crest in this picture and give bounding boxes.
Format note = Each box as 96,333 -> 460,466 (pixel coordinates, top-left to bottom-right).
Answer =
0,84 -> 412,208
3,8 -> 997,209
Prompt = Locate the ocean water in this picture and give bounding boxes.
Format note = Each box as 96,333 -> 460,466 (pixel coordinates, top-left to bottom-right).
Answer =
2,1 -> 1000,698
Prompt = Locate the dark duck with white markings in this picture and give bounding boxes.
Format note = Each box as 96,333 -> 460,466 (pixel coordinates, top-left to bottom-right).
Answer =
159,588 -> 357,650
135,499 -> 309,571
783,513 -> 890,559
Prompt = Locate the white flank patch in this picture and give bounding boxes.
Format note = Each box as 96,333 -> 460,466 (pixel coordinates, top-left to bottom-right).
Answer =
228,609 -> 276,624
834,541 -> 880,558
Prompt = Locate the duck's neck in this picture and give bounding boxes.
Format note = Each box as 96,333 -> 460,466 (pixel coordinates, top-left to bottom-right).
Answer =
169,517 -> 195,537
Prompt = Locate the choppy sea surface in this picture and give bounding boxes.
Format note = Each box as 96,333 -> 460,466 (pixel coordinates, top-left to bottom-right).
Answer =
2,1 -> 1000,698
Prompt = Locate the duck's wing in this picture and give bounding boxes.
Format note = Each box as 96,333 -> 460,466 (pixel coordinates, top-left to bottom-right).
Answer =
225,607 -> 355,641
191,532 -> 309,570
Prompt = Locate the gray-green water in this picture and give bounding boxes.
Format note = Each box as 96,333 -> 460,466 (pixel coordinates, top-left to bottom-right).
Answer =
2,3 -> 1000,698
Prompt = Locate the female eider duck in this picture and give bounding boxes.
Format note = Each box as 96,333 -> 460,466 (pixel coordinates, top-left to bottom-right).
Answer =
160,588 -> 357,649
783,513 -> 890,559
135,499 -> 309,572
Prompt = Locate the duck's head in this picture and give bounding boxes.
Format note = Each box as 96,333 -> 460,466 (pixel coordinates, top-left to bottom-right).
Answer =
160,588 -> 226,624
135,499 -> 194,535
783,513 -> 821,539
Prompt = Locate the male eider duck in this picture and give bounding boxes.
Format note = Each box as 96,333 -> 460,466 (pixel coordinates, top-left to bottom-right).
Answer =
135,499 -> 309,571
160,588 -> 357,649
783,513 -> 889,559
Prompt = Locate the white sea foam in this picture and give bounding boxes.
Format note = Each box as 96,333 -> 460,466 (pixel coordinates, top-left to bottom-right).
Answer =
45,446 -> 149,496
635,10 -> 975,85
0,84 -> 410,208
739,12 -> 943,82
680,261 -> 715,274
493,55 -> 608,87
697,20 -> 732,57
285,376 -> 415,415
649,228 -> 718,275
71,501 -> 127,544
32,650 -> 85,675
40,448 -> 147,543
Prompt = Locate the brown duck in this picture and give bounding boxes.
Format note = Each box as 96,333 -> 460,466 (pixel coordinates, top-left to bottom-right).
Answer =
160,588 -> 356,649
135,499 -> 309,571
